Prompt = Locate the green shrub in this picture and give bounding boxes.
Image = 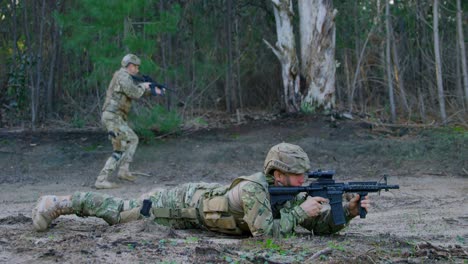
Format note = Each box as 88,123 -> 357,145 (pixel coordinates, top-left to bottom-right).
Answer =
130,105 -> 181,142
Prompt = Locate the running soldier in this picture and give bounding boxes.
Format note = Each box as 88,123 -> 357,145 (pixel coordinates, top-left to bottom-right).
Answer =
96,54 -> 164,189
33,143 -> 371,237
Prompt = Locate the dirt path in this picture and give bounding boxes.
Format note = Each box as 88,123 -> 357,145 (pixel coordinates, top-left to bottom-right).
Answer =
0,115 -> 467,263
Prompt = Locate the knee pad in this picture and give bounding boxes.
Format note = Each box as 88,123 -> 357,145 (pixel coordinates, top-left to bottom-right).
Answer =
112,151 -> 123,161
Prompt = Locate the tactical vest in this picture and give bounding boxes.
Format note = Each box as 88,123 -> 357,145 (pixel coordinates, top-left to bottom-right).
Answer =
102,69 -> 133,120
151,173 -> 270,235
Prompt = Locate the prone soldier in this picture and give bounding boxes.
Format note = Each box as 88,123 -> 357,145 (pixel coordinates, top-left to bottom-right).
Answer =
33,143 -> 372,237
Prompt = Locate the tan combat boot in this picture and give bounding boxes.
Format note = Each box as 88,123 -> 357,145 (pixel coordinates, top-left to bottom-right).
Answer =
117,163 -> 137,182
32,195 -> 73,231
95,173 -> 120,189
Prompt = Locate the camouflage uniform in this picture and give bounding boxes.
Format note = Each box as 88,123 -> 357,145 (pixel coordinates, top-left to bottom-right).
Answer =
96,57 -> 150,188
33,143 -> 355,236
69,172 -> 353,237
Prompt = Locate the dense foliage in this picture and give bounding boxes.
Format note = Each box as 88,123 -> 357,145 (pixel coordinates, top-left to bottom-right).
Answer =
0,0 -> 467,131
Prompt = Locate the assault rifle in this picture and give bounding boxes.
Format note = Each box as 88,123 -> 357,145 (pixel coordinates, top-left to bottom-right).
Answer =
131,74 -> 174,96
268,170 -> 399,225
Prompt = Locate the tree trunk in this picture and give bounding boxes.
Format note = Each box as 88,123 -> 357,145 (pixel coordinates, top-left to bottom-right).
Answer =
433,0 -> 447,124
415,0 -> 426,122
264,0 -> 300,113
234,0 -> 243,110
225,0 -> 236,113
456,0 -> 468,108
455,30 -> 464,109
390,20 -> 410,114
299,0 -> 337,111
385,0 -> 396,123
46,14 -> 60,118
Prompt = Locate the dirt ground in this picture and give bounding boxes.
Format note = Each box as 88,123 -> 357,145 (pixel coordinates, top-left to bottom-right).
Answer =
0,114 -> 467,263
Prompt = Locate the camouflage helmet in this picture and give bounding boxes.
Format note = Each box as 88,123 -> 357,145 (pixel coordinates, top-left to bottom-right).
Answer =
121,54 -> 141,67
263,143 -> 310,175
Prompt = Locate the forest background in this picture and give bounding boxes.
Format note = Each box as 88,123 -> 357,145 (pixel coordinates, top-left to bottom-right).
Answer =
0,0 -> 467,137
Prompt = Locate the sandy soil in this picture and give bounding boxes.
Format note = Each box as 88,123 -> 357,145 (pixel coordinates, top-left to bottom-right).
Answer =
0,114 -> 467,263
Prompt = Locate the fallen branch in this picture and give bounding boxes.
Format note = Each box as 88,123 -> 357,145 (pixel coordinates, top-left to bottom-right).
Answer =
132,171 -> 152,177
364,120 -> 437,129
307,247 -> 333,261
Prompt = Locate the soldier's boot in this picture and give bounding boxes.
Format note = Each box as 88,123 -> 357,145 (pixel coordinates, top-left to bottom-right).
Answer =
117,163 -> 137,182
95,156 -> 120,189
32,195 -> 73,232
95,173 -> 120,189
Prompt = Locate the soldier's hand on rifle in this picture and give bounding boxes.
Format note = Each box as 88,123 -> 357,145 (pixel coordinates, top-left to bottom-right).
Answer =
348,194 -> 371,217
154,86 -> 165,95
142,82 -> 151,90
300,196 -> 328,217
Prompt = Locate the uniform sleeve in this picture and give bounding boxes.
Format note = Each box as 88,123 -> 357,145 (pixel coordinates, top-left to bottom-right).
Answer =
240,182 -> 309,238
298,200 -> 354,235
118,72 -> 149,99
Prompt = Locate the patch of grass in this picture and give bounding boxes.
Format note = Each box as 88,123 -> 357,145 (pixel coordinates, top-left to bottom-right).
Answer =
0,139 -> 11,145
259,238 -> 281,251
192,117 -> 208,127
185,236 -> 199,243
82,143 -> 100,152
127,243 -> 136,250
327,241 -> 346,252
71,114 -> 85,128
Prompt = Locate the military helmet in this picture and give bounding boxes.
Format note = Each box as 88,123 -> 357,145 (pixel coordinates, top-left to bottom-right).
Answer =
121,54 -> 141,67
263,143 -> 311,175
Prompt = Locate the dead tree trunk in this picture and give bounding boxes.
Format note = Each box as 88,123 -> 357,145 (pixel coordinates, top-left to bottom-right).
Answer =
390,22 -> 410,114
456,0 -> 468,108
264,0 -> 300,113
30,0 -> 46,130
385,0 -> 396,123
298,0 -> 337,111
415,0 -> 427,121
433,0 -> 447,124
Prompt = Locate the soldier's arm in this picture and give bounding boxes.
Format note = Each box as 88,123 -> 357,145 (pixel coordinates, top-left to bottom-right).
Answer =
298,202 -> 353,235
240,182 -> 309,238
299,193 -> 371,235
119,73 -> 150,99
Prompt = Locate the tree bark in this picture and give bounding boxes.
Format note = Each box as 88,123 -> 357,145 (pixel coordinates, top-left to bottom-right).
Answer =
47,11 -> 60,118
264,0 -> 300,113
456,0 -> 468,108
299,0 -> 337,111
385,0 -> 396,123
234,0 -> 243,111
390,19 -> 410,114
415,0 -> 426,121
225,0 -> 234,113
433,0 -> 447,124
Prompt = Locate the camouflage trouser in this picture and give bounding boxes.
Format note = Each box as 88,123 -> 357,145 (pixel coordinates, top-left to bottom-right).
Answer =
98,111 -> 139,179
71,182 -> 224,228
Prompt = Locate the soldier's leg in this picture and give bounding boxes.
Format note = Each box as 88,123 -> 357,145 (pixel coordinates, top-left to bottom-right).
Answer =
33,191 -> 135,231
32,195 -> 74,231
117,126 -> 139,181
95,151 -> 123,189
95,117 -> 126,189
